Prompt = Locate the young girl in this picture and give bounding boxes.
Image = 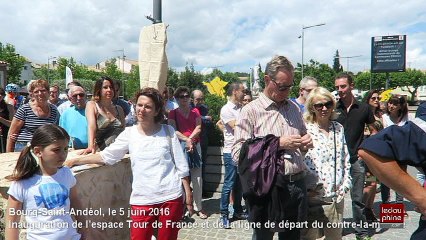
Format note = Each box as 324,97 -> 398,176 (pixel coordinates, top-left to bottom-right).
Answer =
5,124 -> 84,240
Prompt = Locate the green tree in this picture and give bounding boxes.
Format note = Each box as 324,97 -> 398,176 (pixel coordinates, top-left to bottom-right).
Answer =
103,58 -> 123,81
293,60 -> 336,97
390,69 -> 425,102
166,67 -> 180,89
333,50 -> 343,73
125,66 -> 140,100
0,43 -> 26,84
175,64 -> 205,90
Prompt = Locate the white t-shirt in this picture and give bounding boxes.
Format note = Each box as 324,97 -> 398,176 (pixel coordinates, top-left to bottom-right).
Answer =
382,113 -> 409,128
100,124 -> 190,205
7,167 -> 80,240
220,101 -> 241,153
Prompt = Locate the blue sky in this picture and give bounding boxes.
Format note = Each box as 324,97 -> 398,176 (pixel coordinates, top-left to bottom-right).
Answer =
1,0 -> 425,75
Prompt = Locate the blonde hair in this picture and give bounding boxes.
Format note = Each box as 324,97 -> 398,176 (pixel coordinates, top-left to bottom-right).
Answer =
28,79 -> 49,93
304,87 -> 337,123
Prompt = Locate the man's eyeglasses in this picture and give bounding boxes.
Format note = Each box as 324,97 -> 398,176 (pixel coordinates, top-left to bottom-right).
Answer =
302,88 -> 314,93
195,97 -> 204,101
313,101 -> 334,110
271,79 -> 293,91
178,94 -> 190,99
72,93 -> 85,98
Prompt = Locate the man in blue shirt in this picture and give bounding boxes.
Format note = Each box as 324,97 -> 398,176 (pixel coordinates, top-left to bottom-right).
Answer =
59,86 -> 88,149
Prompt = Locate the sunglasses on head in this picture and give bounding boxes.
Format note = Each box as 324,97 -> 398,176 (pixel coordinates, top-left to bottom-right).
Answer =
178,94 -> 190,99
313,101 -> 334,110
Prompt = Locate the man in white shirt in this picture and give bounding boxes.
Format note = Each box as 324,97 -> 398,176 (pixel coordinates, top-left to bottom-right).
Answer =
219,81 -> 246,228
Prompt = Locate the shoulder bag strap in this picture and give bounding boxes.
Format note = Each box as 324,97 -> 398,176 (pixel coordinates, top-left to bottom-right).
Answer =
174,109 -> 179,130
164,125 -> 175,164
332,121 -> 337,195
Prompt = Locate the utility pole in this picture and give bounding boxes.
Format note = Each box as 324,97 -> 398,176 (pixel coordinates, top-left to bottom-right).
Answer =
146,0 -> 162,23
47,56 -> 56,84
300,23 -> 326,79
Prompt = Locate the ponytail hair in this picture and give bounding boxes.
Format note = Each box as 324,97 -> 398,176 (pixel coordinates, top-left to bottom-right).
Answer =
6,124 -> 70,181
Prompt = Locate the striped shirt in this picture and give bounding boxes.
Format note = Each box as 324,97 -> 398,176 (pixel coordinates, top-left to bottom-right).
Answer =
15,103 -> 60,142
231,93 -> 307,175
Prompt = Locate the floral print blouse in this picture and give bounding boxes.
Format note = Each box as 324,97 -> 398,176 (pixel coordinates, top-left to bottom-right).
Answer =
304,121 -> 352,203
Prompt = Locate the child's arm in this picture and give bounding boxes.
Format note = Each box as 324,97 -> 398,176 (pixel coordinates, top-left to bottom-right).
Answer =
69,186 -> 87,239
5,195 -> 23,240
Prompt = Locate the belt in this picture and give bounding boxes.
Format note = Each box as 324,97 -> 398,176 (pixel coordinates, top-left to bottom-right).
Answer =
283,171 -> 306,182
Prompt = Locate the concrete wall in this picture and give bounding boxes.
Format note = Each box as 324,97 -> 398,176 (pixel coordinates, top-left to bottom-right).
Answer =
0,153 -> 132,239
203,147 -> 225,196
1,147 -> 227,238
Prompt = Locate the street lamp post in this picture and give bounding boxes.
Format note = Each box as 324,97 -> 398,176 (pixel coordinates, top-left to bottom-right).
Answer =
335,55 -> 362,73
301,23 -> 326,79
47,56 -> 56,83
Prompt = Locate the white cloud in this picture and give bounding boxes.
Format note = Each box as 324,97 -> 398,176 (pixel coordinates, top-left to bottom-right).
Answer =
1,0 -> 425,75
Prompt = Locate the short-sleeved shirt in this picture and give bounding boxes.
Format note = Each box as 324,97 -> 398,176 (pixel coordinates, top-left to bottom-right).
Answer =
15,103 -> 60,142
59,106 -> 88,149
7,167 -> 80,240
335,99 -> 375,162
220,101 -> 241,153
360,115 -> 426,170
290,98 -> 305,112
168,108 -> 201,142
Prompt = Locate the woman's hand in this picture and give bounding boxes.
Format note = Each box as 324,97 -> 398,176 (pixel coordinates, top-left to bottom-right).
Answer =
185,192 -> 194,215
185,138 -> 194,152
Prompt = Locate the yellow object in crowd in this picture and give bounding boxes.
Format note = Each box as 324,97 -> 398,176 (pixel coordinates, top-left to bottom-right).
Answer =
380,89 -> 394,102
203,76 -> 228,98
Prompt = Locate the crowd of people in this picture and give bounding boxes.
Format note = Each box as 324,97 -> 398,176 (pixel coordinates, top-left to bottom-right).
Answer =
2,54 -> 425,240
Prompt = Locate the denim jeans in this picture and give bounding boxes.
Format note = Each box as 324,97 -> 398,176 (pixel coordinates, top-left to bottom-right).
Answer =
350,160 -> 368,237
220,152 -> 243,217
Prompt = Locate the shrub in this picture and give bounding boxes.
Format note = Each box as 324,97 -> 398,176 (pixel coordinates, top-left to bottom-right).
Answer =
204,94 -> 227,146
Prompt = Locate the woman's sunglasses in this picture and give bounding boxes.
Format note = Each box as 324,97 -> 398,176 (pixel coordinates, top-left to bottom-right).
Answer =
313,101 -> 334,110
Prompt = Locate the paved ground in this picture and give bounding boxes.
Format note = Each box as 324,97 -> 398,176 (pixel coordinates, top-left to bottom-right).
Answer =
178,166 -> 421,240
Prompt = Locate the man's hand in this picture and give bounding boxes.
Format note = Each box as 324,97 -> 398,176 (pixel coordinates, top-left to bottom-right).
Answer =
279,135 -> 302,150
300,133 -> 313,151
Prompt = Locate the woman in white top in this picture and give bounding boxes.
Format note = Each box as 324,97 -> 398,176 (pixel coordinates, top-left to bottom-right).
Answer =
65,88 -> 192,240
301,87 -> 352,240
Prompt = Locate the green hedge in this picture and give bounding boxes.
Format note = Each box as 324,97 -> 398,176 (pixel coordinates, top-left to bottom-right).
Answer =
204,94 -> 227,146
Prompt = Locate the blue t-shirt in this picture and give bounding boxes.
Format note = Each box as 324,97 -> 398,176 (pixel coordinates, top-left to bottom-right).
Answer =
59,107 -> 88,149
290,98 -> 305,112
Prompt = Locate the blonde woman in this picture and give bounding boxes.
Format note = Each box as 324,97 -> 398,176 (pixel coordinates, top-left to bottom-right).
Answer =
301,87 -> 352,240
